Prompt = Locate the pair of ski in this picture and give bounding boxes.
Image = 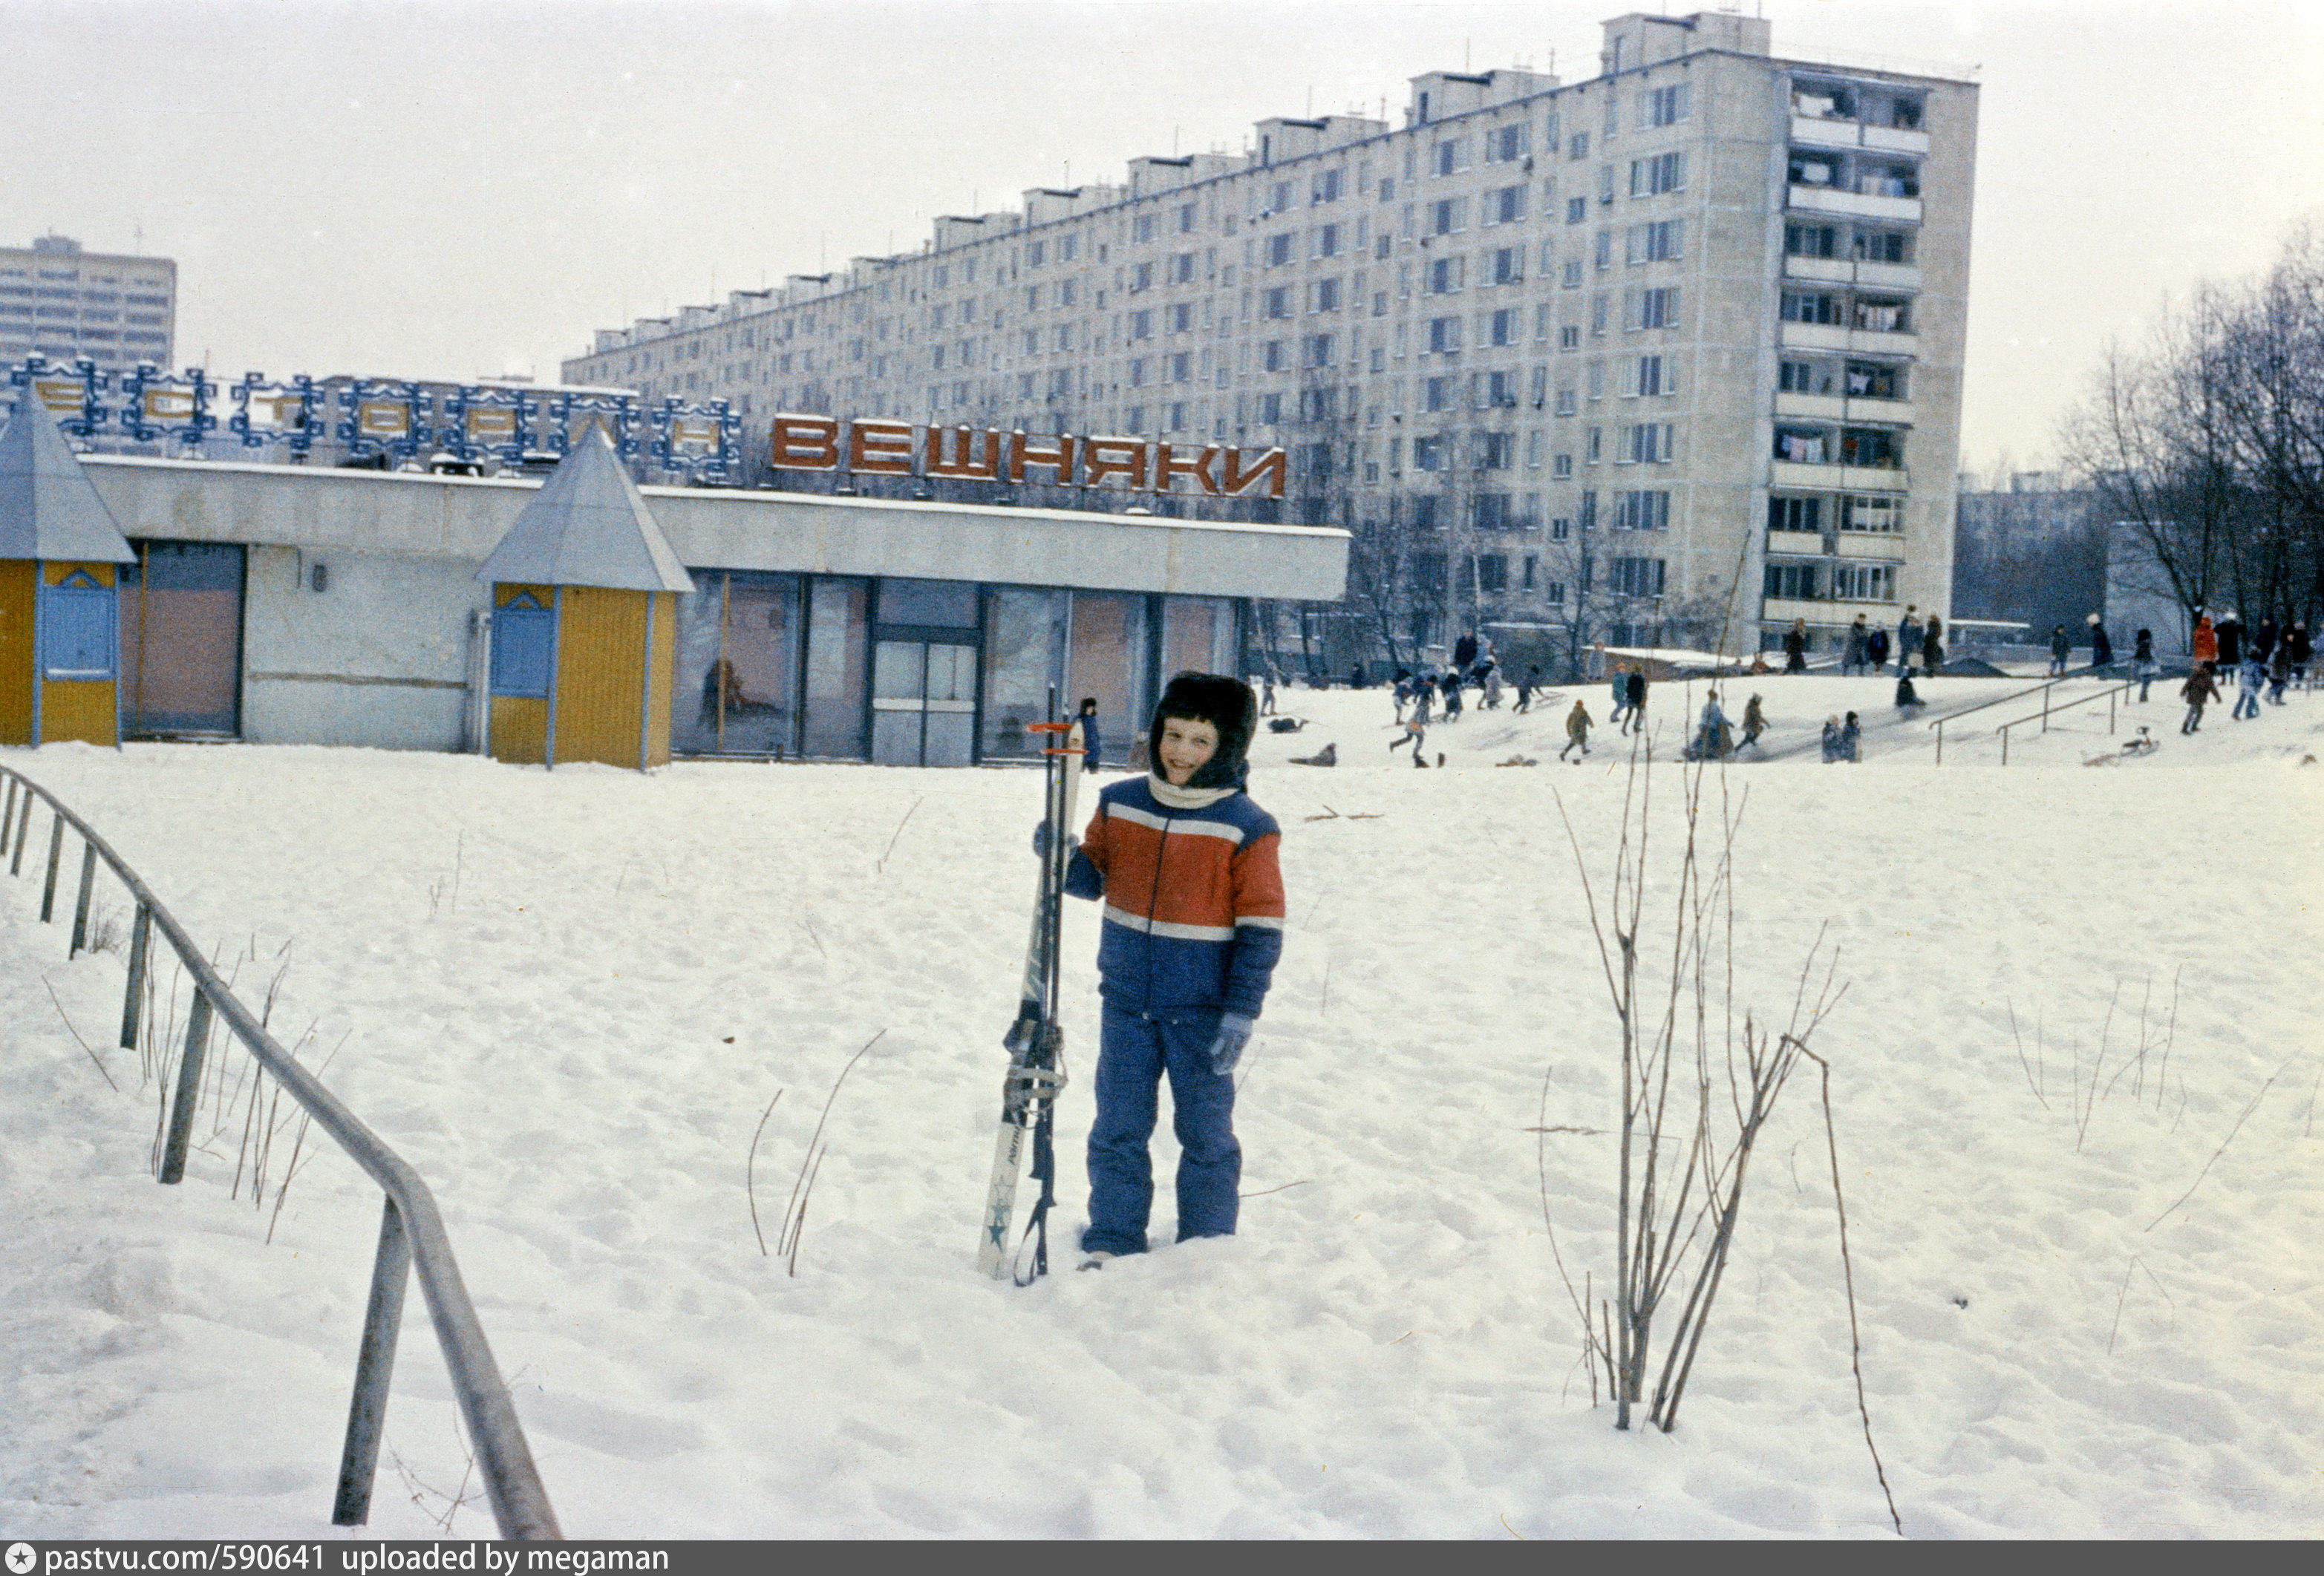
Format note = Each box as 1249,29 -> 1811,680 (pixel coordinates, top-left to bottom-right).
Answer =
977,693 -> 1084,1284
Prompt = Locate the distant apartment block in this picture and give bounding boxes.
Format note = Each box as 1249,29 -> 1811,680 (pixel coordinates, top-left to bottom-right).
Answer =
563,10 -> 1977,657
1,235 -> 177,373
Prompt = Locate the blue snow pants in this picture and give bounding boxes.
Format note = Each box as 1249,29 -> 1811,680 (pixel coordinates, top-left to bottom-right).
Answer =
1083,1002 -> 1241,1255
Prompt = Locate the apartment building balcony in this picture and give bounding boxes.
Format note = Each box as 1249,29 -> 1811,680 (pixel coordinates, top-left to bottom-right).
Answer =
1783,255 -> 1923,292
1775,392 -> 1919,427
1763,595 -> 1901,625
1769,460 -> 1912,491
1766,528 -> 1824,558
1778,321 -> 1918,357
1836,532 -> 1907,560
1787,185 -> 1922,223
1788,117 -> 1931,157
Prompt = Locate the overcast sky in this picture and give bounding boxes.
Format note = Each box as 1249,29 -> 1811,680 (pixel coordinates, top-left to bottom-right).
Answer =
4,0 -> 2320,474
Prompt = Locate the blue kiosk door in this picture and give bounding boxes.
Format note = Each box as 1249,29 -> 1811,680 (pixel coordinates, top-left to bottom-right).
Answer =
871,639 -> 978,766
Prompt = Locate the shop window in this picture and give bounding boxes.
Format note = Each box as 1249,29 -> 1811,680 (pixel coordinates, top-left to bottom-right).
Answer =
489,593 -> 552,698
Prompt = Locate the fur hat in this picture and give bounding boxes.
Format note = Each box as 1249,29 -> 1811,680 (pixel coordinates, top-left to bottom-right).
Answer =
1149,671 -> 1257,790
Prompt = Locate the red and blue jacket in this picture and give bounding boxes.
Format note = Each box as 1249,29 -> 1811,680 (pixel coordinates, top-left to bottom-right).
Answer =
1064,776 -> 1286,1018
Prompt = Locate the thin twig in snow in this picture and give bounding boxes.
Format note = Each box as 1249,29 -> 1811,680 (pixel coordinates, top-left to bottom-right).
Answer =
42,974 -> 119,1091
746,1087 -> 786,1256
2145,1059 -> 2291,1232
875,797 -> 923,874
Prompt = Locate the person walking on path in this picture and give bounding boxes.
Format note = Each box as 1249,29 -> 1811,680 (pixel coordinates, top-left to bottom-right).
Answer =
1259,673 -> 1277,716
1867,627 -> 1890,673
2133,629 -> 2158,702
1077,696 -> 1105,773
2089,614 -> 2113,672
2179,662 -> 2219,734
1515,667 -> 1541,714
1739,693 -> 1768,751
1622,667 -> 1648,736
1061,673 -> 1285,1267
2287,621 -> 2312,688
1689,690 -> 1733,761
1841,710 -> 1861,762
2048,623 -> 2072,678
2192,613 -> 2218,669
1783,619 -> 1809,674
1608,663 -> 1632,730
1896,606 -> 1923,676
2216,611 -> 2245,670
2233,653 -> 2265,719
1922,614 -> 1945,676
1440,668 -> 1464,721
2268,642 -> 2292,705
1843,615 -> 1870,676
1388,714 -> 1427,759
1560,699 -> 1593,762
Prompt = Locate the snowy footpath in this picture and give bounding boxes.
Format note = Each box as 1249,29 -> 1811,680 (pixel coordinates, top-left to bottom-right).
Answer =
1,675 -> 2320,1539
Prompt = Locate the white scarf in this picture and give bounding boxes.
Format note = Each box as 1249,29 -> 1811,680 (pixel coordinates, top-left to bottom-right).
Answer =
1148,774 -> 1237,810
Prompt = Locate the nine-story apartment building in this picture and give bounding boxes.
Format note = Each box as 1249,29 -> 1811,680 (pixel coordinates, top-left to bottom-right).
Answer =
564,10 -> 1977,664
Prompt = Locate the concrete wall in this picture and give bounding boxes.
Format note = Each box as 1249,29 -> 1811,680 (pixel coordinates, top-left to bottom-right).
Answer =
241,543 -> 480,750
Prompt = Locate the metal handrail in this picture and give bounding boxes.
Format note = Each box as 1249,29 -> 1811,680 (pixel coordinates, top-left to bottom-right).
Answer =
1993,679 -> 2138,765
0,762 -> 559,1539
1927,664 -> 2115,764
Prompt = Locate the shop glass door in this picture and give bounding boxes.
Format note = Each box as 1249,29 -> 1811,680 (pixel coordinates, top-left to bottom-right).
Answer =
872,640 -> 978,766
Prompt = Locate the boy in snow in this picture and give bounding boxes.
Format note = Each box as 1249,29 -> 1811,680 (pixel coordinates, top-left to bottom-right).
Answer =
1739,693 -> 1768,751
2233,654 -> 2265,719
1622,667 -> 1648,736
1607,664 -> 1632,730
1841,710 -> 1861,762
1560,698 -> 1593,762
1063,673 -> 1286,1267
2179,662 -> 2219,733
1077,697 -> 1103,773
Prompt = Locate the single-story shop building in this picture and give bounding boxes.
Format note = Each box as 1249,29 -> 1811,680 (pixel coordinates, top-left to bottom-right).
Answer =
53,446 -> 1348,768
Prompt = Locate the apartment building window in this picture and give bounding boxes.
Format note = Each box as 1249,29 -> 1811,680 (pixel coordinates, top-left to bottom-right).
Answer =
1131,262 -> 1155,292
1569,131 -> 1590,160
1433,138 -> 1467,176
1481,432 -> 1515,469
1426,257 -> 1463,294
1431,198 -> 1464,236
1133,215 -> 1158,243
1586,427 -> 1602,463
1640,83 -> 1691,127
1780,358 -> 1833,393
1048,369 -> 1071,396
1855,298 -> 1911,333
932,345 -> 947,370
1610,556 -> 1666,597
1561,259 -> 1584,289
1054,325 -> 1074,351
1489,308 -> 1518,347
1168,252 -> 1196,284
1590,294 -> 1610,335
1631,287 -> 1680,330
1553,454 -> 1573,479
1559,325 -> 1582,351
1563,196 -> 1587,226
1263,287 -> 1293,318
1022,328 -> 1039,355
1555,386 -> 1578,416
1597,166 -> 1616,204
1169,352 -> 1194,382
1618,424 -> 1673,464
1129,358 -> 1148,387
1060,235 -> 1080,261
1613,489 -> 1671,529
1263,340 -> 1287,371
1831,563 -> 1898,603
1774,427 -> 1827,464
1428,316 -> 1462,353
1476,550 -> 1509,587
1027,241 -> 1047,268
1593,231 -> 1614,272
1303,333 -> 1334,368
1628,152 -> 1686,197
1373,291 -> 1389,315
1628,220 -> 1683,264
1375,233 -> 1393,261
1175,202 -> 1198,234
1169,301 -> 1194,332
1489,246 -> 1523,286
1313,278 -> 1342,312
1525,429 -> 1544,465
1270,180 -> 1293,211
1786,223 -> 1838,259
1486,123 -> 1529,163
1313,169 -> 1344,204
1309,223 -> 1338,260
1841,427 -> 1902,468
1841,493 -> 1902,532
1764,563 -> 1819,601
1414,435 -> 1446,471
1846,361 -> 1902,399
1267,233 -> 1293,267
1634,354 -> 1669,396
1488,184 -> 1527,225
1486,368 -> 1518,406
1855,230 -> 1913,264
1769,496 -> 1823,532
1258,392 -> 1284,423
1423,376 -> 1452,412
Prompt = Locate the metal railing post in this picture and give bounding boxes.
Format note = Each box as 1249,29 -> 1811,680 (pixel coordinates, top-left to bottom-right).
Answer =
2041,686 -> 2052,735
2000,725 -> 2011,766
40,814 -> 64,921
1933,720 -> 1944,765
333,1195 -> 414,1527
70,840 -> 97,956
159,992 -> 214,1185
9,791 -> 30,875
120,904 -> 151,1049
1,777 -> 14,857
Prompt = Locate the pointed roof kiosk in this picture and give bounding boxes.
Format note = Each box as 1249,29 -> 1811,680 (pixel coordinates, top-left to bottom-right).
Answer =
0,402 -> 138,748
476,427 -> 696,768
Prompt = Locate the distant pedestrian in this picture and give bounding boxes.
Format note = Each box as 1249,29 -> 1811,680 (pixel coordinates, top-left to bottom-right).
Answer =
1867,627 -> 1890,671
2089,614 -> 2113,672
1348,664 -> 1365,690
1688,691 -> 1732,761
1389,715 -> 1426,759
1842,615 -> 1870,676
2268,644 -> 2291,705
1922,614 -> 1944,676
2192,612 -> 2218,668
1608,664 -> 1632,729
1622,668 -> 1648,736
1078,696 -> 1104,773
1453,632 -> 1478,674
1895,671 -> 1924,710
1411,682 -> 1433,727
2133,629 -> 2158,702
1260,673 -> 1278,716
1820,716 -> 1844,762
2216,611 -> 2244,670
1841,710 -> 1861,762
2179,663 -> 2219,733
2047,623 -> 2071,677
1440,670 -> 1464,720
2253,615 -> 2279,667
1483,668 -> 1504,710
2233,655 -> 2265,719
1515,666 -> 1541,714
1783,618 -> 1809,674
2288,622 -> 2312,688
1739,693 -> 1767,751
1896,606 -> 1923,676
1560,699 -> 1593,762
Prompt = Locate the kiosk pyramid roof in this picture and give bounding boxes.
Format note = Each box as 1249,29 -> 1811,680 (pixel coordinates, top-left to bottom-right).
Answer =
477,427 -> 695,592
0,401 -> 137,563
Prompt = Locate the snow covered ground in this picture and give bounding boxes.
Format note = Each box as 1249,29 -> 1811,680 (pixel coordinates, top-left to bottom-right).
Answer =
2,673 -> 2320,1539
